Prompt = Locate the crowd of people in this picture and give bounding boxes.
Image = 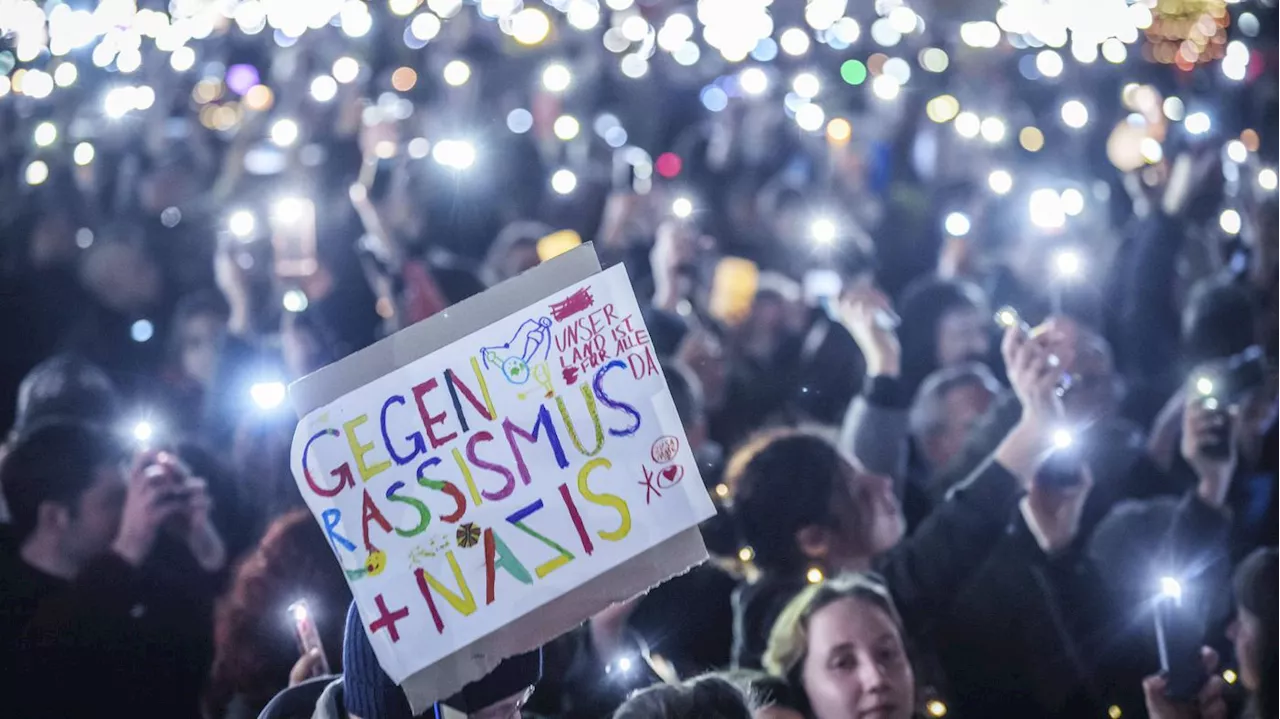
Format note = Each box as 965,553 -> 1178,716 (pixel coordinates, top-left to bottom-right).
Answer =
1,0 -> 1277,718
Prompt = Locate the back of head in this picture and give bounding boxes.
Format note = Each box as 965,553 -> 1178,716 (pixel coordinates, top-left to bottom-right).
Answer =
0,421 -> 125,544
1182,279 -> 1257,367
726,428 -> 843,575
908,362 -> 1001,441
13,354 -> 119,438
1086,497 -> 1181,603
897,278 -> 987,388
613,674 -> 754,719
1233,548 -> 1278,719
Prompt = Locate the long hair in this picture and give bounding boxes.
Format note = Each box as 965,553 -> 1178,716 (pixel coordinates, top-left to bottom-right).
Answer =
1234,548 -> 1278,719
205,510 -> 352,717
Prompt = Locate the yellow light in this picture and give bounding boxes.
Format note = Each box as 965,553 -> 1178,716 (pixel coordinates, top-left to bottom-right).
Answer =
25,160 -> 49,186
714,483 -> 730,498
511,7 -> 552,45
33,121 -> 57,147
806,567 -> 824,584
443,60 -> 471,86
1195,376 -> 1214,396
244,84 -> 274,111
927,95 -> 960,123
1108,705 -> 1122,719
553,115 -> 581,141
1223,669 -> 1238,684
826,118 -> 852,145
927,700 -> 948,717
193,78 -> 224,104
1020,126 -> 1045,152
391,66 -> 418,92
738,546 -> 755,562
536,229 -> 582,261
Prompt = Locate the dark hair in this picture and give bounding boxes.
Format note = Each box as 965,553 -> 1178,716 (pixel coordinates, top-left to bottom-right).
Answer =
908,361 -> 1002,440
897,278 -> 988,393
0,422 -> 127,543
206,510 -> 353,718
12,354 -> 119,438
717,670 -> 803,715
1182,279 -> 1257,367
726,428 -> 847,575
662,361 -> 704,430
1234,548 -> 1278,719
613,674 -> 754,719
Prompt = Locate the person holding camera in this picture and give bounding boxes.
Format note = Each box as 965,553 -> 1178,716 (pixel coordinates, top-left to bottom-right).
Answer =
0,421 -> 226,719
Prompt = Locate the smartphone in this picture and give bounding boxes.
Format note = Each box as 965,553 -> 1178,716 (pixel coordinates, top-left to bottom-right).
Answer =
270,196 -> 318,278
804,269 -> 843,320
289,600 -> 331,677
1154,593 -> 1206,701
1037,442 -> 1085,489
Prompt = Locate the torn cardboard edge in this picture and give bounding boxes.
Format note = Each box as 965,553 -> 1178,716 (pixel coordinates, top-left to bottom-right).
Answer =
288,243 -> 711,714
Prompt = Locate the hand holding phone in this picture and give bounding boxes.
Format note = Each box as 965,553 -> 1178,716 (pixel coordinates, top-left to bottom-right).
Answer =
1151,590 -> 1211,704
288,600 -> 331,681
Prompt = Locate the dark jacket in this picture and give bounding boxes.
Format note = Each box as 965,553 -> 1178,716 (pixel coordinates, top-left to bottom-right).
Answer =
731,456 -> 1024,669
936,490 -> 1232,719
1,548 -> 216,719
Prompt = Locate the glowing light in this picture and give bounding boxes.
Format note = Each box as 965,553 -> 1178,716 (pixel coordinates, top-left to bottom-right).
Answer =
920,48 -> 949,73
1036,50 -> 1063,78
826,118 -> 852,144
1053,248 -> 1082,278
407,137 -> 431,159
554,115 -> 581,140
740,67 -> 770,95
792,72 -> 820,99
391,67 -> 418,92
390,0 -> 420,16
840,59 -> 868,86
870,18 -> 903,47
54,62 -> 78,87
871,75 -> 900,100
1195,376 -> 1215,397
443,60 -> 471,86
33,122 -> 57,147
888,6 -> 917,34
1184,112 -> 1211,136
270,119 -> 300,147
620,54 -> 650,78
737,546 -> 754,562
806,567 -> 825,583
1020,126 -> 1045,152
960,21 -> 1001,49
507,108 -> 534,134
980,116 -> 1006,144
1029,188 -> 1066,229
244,85 -> 274,111
411,13 -> 442,41
340,0 -> 374,37
73,142 -> 95,166
1060,188 -> 1085,216
620,15 -> 649,43
132,420 -> 155,442
282,289 -> 309,313
22,70 -> 53,99
988,169 -> 1013,195
1163,97 -> 1185,122
1220,209 -> 1241,235
1159,577 -> 1182,602
432,139 -> 476,169
795,103 -> 825,131
672,197 -> 694,218
714,483 -> 730,498
229,210 -> 257,239
954,112 -> 980,139
1140,138 -> 1164,164
333,57 -> 360,84
1108,706 -> 1122,719
944,212 -> 971,237
542,63 -> 572,93
780,28 -> 811,56
250,381 -> 287,410
310,75 -> 338,102
616,656 -> 633,672
810,217 -> 837,245
658,13 -> 695,52
1223,670 -> 1238,685
1061,100 -> 1089,129
511,8 -> 551,45
1052,429 -> 1074,449
550,169 -> 578,195
1259,169 -> 1278,192
24,161 -> 49,186
927,700 -> 948,717
1226,140 -> 1248,164
1101,38 -> 1126,64
926,95 -> 960,123
131,319 -> 155,343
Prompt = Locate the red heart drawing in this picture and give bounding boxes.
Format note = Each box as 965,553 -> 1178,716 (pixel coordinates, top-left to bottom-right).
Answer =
658,464 -> 684,487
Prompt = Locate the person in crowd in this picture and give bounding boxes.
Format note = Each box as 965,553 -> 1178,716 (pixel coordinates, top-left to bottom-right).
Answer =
932,381 -> 1239,718
1225,547 -> 1278,719
0,422 -> 226,718
907,363 -> 1002,476
727,321 -> 1066,669
895,278 -> 991,398
483,221 -> 552,286
612,674 -> 755,719
164,290 -> 231,433
763,572 -> 918,719
206,509 -> 353,719
717,671 -> 806,719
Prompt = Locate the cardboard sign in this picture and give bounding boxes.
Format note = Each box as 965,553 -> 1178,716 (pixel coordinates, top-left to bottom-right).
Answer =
289,246 -> 715,712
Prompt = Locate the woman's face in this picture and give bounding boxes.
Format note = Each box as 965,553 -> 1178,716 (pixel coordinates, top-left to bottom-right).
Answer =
1229,604 -> 1262,691
801,597 -> 916,719
830,462 -> 905,564
935,306 -> 990,368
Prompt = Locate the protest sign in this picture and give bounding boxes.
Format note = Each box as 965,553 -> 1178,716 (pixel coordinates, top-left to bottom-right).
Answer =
289,245 -> 717,712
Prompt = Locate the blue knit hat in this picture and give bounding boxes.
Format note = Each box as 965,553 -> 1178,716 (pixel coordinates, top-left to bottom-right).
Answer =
342,602 -> 543,718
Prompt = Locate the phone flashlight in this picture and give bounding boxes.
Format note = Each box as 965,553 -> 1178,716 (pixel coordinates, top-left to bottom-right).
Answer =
288,600 -> 331,677
1154,576 -> 1206,701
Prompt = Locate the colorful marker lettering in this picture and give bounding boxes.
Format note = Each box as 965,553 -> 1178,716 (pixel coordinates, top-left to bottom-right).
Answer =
380,395 -> 426,466
412,378 -> 458,449
506,499 -> 576,577
484,528 -> 532,604
503,405 -> 569,486
415,552 -> 477,633
343,415 -> 392,481
417,457 -> 466,523
593,361 -> 642,437
385,481 -> 432,537
555,383 -> 605,457
577,457 -> 631,542
467,430 -> 517,501
302,429 -> 356,497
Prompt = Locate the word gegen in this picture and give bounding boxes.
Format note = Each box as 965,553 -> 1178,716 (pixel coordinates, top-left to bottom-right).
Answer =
299,355 -> 646,637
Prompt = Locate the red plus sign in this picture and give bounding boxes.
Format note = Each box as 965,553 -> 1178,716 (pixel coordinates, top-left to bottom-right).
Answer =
369,594 -> 410,643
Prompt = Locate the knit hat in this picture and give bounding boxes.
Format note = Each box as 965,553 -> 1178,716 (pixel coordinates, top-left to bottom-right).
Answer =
342,602 -> 543,719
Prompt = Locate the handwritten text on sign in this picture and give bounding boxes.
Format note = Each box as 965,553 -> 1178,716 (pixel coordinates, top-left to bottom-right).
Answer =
290,265 -> 715,682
